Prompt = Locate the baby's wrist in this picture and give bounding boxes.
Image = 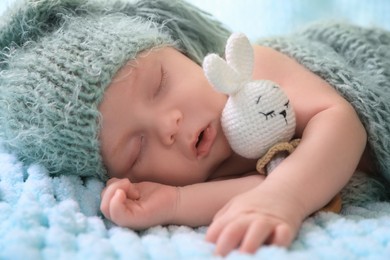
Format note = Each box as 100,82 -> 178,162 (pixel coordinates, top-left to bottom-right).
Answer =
253,183 -> 307,227
165,185 -> 181,225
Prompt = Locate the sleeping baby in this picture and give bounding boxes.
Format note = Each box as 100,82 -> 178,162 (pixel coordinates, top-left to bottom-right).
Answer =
1,0 -> 389,256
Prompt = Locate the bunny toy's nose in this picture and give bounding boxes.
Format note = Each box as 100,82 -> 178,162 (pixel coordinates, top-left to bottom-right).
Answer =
279,110 -> 287,118
280,110 -> 288,124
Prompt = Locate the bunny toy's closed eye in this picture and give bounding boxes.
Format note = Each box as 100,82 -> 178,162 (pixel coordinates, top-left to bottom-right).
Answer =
203,33 -> 296,159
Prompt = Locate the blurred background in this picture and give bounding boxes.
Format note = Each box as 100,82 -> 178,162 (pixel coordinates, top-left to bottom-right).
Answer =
1,0 -> 390,41
187,0 -> 390,40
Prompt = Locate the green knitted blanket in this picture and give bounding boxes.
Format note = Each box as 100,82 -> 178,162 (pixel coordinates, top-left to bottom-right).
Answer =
260,22 -> 390,183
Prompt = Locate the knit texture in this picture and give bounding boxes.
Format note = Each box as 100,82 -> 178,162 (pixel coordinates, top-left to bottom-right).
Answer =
0,0 -> 230,179
259,22 -> 390,184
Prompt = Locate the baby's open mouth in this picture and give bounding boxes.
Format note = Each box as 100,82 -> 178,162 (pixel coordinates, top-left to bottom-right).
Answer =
194,125 -> 217,158
195,130 -> 205,148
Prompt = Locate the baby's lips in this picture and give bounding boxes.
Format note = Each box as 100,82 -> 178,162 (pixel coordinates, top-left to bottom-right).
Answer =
195,125 -> 216,158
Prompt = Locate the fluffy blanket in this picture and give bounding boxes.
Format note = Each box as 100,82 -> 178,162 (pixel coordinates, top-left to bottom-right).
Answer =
1,144 -> 390,259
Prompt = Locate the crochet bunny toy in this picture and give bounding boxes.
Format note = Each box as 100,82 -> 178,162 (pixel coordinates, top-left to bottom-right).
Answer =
203,33 -> 297,174
203,33 -> 342,213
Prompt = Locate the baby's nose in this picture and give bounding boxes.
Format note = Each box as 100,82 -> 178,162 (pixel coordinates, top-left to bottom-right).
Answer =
158,110 -> 182,146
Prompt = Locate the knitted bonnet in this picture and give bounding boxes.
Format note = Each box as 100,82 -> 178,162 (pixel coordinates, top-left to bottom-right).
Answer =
0,0 -> 229,180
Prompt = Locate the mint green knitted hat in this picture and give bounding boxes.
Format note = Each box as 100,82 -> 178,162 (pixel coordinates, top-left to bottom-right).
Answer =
0,0 -> 229,180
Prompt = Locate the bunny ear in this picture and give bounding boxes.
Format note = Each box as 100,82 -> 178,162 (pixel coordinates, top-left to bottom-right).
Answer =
203,53 -> 242,95
225,33 -> 254,81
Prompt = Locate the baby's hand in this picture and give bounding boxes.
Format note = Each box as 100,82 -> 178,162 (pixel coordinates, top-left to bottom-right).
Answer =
206,187 -> 304,256
100,178 -> 178,229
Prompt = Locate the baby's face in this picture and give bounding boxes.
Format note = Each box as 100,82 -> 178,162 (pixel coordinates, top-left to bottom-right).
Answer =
99,47 -> 231,186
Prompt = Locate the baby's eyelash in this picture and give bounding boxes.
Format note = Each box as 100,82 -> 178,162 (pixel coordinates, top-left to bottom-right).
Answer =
154,67 -> 168,97
133,135 -> 146,167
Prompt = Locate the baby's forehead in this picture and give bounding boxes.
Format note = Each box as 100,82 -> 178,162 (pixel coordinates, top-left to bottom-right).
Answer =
110,47 -> 167,82
134,46 -> 184,62
105,46 -> 180,97
120,46 -> 188,74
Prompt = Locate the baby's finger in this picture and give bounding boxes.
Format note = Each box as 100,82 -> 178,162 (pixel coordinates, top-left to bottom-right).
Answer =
111,178 -> 140,199
109,189 -> 134,227
206,204 -> 231,242
239,220 -> 273,254
100,187 -> 116,219
103,179 -> 139,204
126,181 -> 140,199
106,177 -> 121,186
101,178 -> 127,199
206,217 -> 226,243
214,219 -> 248,256
100,179 -> 135,219
270,224 -> 294,247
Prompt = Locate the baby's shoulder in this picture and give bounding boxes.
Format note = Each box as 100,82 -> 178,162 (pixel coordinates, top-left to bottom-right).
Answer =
252,44 -> 346,100
252,45 -> 319,85
252,45 -> 352,135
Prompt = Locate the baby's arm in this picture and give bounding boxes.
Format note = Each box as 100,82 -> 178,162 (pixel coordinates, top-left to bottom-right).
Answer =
174,174 -> 265,226
100,174 -> 264,229
206,46 -> 368,255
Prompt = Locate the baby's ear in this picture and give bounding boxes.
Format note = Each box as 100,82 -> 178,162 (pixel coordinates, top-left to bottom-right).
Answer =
225,33 -> 254,81
203,53 -> 242,95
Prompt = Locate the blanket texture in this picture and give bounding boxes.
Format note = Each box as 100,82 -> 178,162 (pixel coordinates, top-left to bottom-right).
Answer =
1,145 -> 390,259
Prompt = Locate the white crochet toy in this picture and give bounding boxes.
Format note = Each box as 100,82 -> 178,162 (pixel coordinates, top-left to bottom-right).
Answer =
202,34 -> 344,211
203,33 -> 296,166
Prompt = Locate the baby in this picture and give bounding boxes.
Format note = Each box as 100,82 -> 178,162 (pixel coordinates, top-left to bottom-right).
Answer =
98,39 -> 370,256
1,0 -> 389,256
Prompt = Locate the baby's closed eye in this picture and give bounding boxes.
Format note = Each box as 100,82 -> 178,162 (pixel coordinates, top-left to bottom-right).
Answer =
153,66 -> 169,98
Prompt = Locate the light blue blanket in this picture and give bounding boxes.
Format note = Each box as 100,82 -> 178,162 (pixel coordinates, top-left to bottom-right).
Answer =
1,143 -> 390,259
